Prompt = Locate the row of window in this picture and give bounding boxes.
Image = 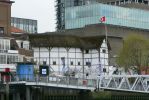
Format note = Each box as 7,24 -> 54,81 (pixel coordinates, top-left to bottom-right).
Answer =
57,0 -> 149,8
52,61 -> 91,66
66,3 -> 149,21
0,54 -> 21,64
59,0 -> 97,7
35,49 -> 107,54
106,0 -> 149,5
0,39 -> 10,51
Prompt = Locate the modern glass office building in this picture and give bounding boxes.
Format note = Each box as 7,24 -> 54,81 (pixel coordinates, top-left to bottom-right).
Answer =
96,0 -> 149,5
56,0 -> 97,30
11,17 -> 37,34
56,0 -> 149,30
65,3 -> 149,29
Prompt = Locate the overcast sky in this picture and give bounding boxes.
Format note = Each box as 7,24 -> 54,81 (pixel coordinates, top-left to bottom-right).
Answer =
11,0 -> 56,33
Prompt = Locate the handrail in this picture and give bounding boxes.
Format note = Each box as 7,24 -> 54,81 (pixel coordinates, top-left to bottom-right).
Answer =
97,75 -> 149,93
6,74 -> 97,89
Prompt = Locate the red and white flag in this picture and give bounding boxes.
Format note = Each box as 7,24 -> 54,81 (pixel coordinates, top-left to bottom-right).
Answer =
100,16 -> 106,22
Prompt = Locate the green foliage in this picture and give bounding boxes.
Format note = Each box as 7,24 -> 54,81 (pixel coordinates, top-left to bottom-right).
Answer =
92,91 -> 111,100
117,34 -> 149,74
34,68 -> 39,75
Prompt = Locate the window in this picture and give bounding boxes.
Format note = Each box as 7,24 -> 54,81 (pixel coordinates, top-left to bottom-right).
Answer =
116,1 -> 119,5
0,55 -> 6,64
0,27 -> 4,34
78,62 -> 80,65
125,0 -> 128,3
144,0 -> 148,4
74,0 -> 79,6
107,2 -> 110,4
120,0 -> 124,4
70,61 -> 73,65
103,68 -> 106,72
85,50 -> 89,54
23,41 -> 29,50
138,0 -> 143,3
5,40 -> 10,50
111,2 -> 115,5
102,49 -> 106,53
86,62 -> 91,67
43,61 -> 46,65
7,55 -> 19,64
53,61 -> 56,65
21,42 -> 23,48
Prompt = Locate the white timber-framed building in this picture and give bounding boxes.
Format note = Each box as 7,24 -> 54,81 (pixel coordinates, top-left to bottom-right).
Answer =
29,33 -> 111,78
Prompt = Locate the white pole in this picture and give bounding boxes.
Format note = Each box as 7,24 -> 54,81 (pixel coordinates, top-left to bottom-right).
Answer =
104,23 -> 109,75
101,21 -> 108,75
104,23 -> 108,46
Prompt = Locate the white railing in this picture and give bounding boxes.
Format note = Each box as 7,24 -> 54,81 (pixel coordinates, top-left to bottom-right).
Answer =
97,75 -> 149,93
4,74 -> 97,90
4,74 -> 149,93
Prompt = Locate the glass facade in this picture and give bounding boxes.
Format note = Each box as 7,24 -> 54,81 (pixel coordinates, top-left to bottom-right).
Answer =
65,3 -> 149,30
0,39 -> 10,52
60,0 -> 97,7
104,0 -> 149,5
0,53 -> 21,64
11,17 -> 37,34
0,38 -> 23,64
56,0 -> 97,30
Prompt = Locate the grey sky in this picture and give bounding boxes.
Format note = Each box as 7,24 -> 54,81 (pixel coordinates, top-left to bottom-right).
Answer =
11,0 -> 56,33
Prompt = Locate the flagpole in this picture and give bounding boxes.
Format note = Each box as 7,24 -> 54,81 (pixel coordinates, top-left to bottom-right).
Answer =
100,16 -> 109,75
104,22 -> 108,75
104,23 -> 108,47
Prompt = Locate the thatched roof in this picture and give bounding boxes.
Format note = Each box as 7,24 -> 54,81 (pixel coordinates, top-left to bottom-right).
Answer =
29,33 -> 107,49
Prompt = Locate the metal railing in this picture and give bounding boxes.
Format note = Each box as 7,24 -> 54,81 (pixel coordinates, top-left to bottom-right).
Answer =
98,75 -> 149,93
5,74 -> 97,89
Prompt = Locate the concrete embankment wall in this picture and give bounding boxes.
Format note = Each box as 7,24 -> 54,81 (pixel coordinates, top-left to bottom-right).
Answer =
92,91 -> 149,100
1,86 -> 149,100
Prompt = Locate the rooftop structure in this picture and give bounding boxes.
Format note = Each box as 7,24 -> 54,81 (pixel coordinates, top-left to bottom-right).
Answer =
65,3 -> 149,30
11,17 -> 38,34
56,0 -> 149,30
96,0 -> 149,5
56,0 -> 97,30
29,33 -> 110,77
